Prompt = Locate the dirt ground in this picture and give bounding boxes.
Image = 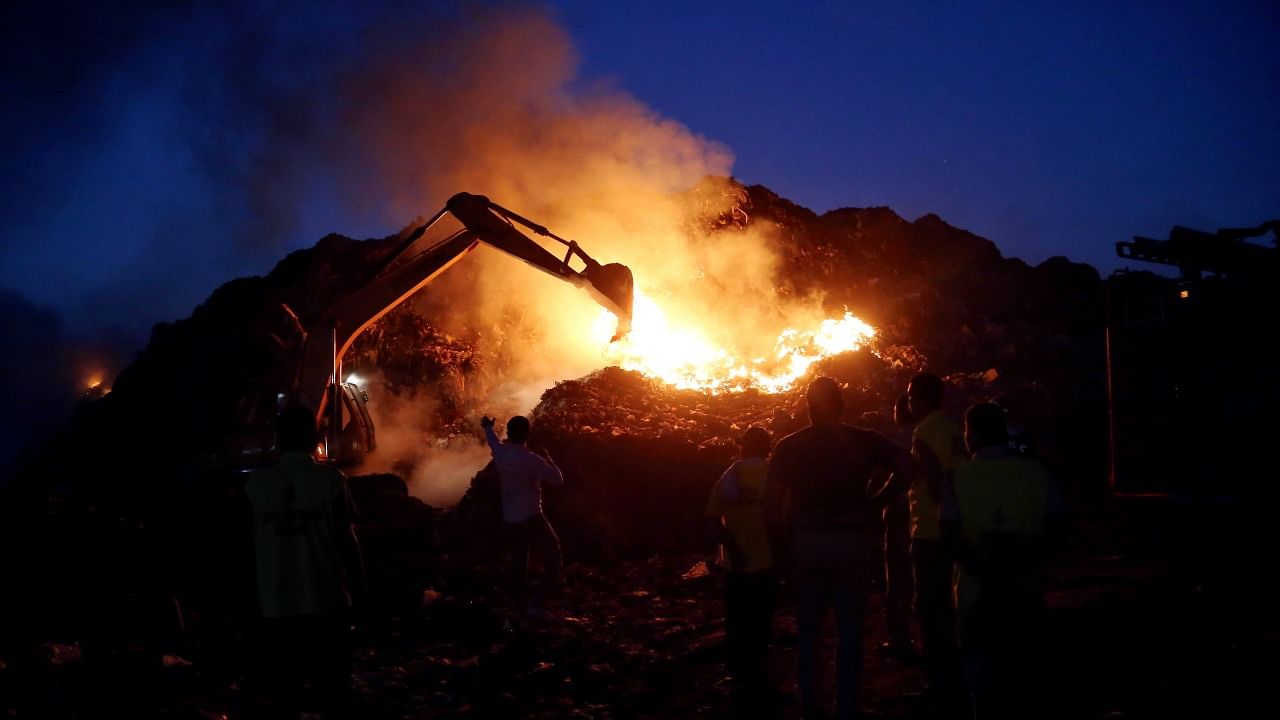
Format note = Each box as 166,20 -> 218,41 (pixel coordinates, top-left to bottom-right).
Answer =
3,498 -> 1275,719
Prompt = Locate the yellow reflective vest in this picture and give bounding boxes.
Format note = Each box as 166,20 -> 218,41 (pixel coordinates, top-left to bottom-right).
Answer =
946,448 -> 1051,615
909,410 -> 967,539
706,457 -> 773,572
244,452 -> 357,618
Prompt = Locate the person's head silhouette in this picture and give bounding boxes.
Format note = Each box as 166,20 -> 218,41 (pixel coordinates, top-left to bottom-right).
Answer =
277,406 -> 318,453
806,376 -> 844,425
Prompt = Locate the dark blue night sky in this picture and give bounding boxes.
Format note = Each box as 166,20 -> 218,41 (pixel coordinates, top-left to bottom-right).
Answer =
3,0 -> 1277,346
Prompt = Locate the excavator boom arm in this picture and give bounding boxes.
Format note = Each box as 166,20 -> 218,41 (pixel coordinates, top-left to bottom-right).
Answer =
296,193 -> 634,455
445,193 -> 634,335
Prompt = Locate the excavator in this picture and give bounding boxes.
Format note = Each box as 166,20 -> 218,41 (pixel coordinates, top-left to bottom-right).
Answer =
289,192 -> 634,465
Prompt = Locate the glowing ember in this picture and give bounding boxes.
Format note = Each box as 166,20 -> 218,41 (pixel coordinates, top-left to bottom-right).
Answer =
593,290 -> 876,393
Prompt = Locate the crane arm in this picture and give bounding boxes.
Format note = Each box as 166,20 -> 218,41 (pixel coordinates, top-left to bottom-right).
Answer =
296,193 -> 634,425
1115,220 -> 1279,279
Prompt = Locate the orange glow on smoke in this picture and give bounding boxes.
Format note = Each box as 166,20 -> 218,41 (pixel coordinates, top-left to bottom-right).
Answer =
593,289 -> 876,393
81,370 -> 111,398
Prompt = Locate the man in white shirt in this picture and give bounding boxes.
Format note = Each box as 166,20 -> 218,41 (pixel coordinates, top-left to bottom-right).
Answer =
482,414 -> 564,616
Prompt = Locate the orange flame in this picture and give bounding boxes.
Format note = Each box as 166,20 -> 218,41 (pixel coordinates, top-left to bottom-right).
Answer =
593,290 -> 876,393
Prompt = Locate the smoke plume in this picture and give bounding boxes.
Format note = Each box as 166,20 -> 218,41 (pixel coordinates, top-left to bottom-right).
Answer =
3,2 -> 840,499
306,4 -> 744,501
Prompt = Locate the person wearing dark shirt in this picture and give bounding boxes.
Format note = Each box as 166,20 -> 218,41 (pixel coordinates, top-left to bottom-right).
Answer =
765,377 -> 919,720
880,393 -> 918,661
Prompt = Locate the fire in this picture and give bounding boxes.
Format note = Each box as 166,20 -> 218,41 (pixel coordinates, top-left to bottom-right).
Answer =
81,371 -> 111,398
593,290 -> 876,393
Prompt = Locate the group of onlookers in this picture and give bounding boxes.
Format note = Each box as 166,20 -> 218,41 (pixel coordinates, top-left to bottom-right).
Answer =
239,369 -> 1060,719
706,372 -> 1061,719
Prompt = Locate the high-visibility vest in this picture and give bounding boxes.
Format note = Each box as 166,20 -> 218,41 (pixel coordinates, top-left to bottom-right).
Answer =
245,452 -> 355,618
950,455 -> 1050,615
705,457 -> 773,572
909,410 -> 966,539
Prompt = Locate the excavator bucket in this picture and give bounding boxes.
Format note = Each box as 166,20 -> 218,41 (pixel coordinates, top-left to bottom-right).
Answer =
584,261 -> 635,341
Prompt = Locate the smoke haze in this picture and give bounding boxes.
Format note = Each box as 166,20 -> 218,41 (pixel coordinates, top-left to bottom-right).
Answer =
0,1 -> 849,482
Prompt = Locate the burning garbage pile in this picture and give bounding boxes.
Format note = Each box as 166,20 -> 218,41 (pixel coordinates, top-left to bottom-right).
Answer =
420,180 -> 1108,558
594,294 -> 877,394
533,343 -> 915,451
15,176 -> 1109,589
0,178 -> 1119,718
520,354 -> 902,561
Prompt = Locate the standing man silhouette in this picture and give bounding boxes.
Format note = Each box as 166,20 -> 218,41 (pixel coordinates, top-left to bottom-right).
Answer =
907,372 -> 968,713
244,406 -> 367,719
483,414 -> 564,619
766,377 -> 918,720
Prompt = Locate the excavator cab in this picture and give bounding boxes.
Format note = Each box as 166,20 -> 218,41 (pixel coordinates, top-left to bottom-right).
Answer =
318,381 -> 375,465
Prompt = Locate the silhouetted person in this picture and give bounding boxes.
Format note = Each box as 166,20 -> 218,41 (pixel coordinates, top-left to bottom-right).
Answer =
878,393 -> 918,661
483,414 -> 564,619
941,402 -> 1062,720
706,426 -> 778,715
244,406 -> 366,719
907,371 -> 967,713
765,377 -> 919,720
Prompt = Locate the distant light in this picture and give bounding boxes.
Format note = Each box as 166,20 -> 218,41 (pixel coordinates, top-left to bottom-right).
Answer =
1179,290 -> 1190,299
